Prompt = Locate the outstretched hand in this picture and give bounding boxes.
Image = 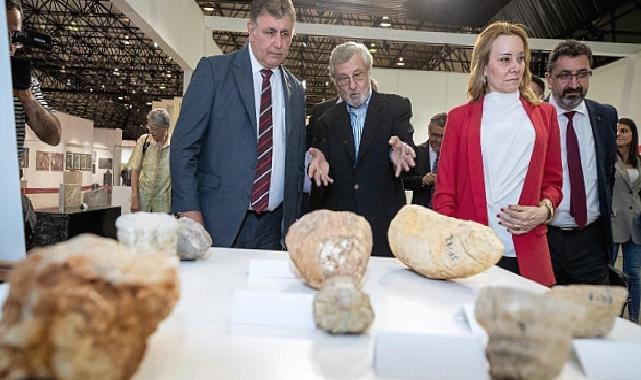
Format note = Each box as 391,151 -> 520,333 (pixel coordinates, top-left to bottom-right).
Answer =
307,147 -> 333,187
389,136 -> 416,177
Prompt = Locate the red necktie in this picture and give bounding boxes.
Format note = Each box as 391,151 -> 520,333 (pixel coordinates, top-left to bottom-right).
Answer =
250,69 -> 273,213
564,111 -> 587,227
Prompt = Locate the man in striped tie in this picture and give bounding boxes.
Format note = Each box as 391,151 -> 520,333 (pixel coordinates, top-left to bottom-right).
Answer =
171,0 -> 306,250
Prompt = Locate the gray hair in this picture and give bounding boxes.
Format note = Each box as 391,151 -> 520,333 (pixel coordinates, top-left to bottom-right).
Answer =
429,112 -> 447,128
147,108 -> 170,128
250,0 -> 296,23
328,42 -> 373,79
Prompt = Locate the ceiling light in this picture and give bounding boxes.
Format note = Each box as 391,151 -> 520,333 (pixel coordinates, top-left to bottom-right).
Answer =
380,16 -> 391,28
203,3 -> 215,12
66,79 -> 72,86
131,89 -> 136,94
114,68 -> 119,72
146,102 -> 152,105
325,81 -> 329,86
153,42 -> 158,49
159,85 -> 166,89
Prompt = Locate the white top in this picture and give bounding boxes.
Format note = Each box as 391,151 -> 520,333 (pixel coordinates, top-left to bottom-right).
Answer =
549,96 -> 600,227
629,168 -> 640,183
481,91 -> 535,257
248,43 -> 286,211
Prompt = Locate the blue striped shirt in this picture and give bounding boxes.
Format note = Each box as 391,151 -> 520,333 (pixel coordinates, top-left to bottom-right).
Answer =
346,90 -> 372,164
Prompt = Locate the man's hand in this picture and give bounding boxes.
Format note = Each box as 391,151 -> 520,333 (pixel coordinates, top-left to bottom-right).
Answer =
389,136 -> 416,177
180,211 -> 205,225
307,147 -> 333,187
130,196 -> 140,213
421,172 -> 437,186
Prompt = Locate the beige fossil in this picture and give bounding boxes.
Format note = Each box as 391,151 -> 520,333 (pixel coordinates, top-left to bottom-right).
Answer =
0,235 -> 179,380
286,210 -> 372,289
389,205 -> 503,279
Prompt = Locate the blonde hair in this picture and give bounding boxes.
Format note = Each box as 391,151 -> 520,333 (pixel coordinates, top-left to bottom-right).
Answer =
467,21 -> 540,104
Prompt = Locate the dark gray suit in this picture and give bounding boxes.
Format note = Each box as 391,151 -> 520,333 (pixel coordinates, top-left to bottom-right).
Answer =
403,142 -> 435,207
547,98 -> 618,284
170,45 -> 306,247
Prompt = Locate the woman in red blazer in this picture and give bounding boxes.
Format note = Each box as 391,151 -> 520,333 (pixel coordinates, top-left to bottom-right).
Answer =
432,22 -> 563,286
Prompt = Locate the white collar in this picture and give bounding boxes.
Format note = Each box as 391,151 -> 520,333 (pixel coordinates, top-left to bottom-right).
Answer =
549,95 -> 588,116
248,42 -> 276,76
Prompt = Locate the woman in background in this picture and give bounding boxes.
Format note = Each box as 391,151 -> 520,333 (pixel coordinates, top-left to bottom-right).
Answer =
611,117 -> 641,323
432,21 -> 563,286
129,108 -> 171,213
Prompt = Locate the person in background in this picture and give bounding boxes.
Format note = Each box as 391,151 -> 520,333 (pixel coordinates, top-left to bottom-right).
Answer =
404,112 -> 446,208
129,108 -> 171,213
433,21 -> 563,286
611,117 -> 641,323
530,75 -> 545,99
7,0 -> 61,163
544,40 -> 618,285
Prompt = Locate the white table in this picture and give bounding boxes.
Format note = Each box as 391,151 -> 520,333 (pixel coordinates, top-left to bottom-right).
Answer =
2,248 -> 640,379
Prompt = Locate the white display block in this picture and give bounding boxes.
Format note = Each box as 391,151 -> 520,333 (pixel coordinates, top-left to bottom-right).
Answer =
574,339 -> 641,380
248,259 -> 297,279
231,289 -> 315,330
374,331 -> 489,380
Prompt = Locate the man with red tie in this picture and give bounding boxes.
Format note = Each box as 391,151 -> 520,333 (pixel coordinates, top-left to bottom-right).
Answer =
171,0 -> 306,250
545,40 -> 618,285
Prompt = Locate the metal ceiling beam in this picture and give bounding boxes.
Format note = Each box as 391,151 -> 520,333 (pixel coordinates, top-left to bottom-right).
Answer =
205,15 -> 641,57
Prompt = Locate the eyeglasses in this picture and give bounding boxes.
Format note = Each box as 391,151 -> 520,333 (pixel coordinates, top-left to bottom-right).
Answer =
554,70 -> 592,82
335,72 -> 367,87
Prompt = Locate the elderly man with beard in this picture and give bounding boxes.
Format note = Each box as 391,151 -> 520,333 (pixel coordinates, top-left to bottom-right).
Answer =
308,42 -> 416,257
545,40 -> 618,285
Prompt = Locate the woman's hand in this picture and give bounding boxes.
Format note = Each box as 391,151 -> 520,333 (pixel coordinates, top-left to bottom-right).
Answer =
498,204 -> 549,235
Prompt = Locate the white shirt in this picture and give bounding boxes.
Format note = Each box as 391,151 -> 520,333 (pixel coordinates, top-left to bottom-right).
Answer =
549,96 -> 600,227
248,43 -> 286,210
481,91 -> 535,257
428,145 -> 438,172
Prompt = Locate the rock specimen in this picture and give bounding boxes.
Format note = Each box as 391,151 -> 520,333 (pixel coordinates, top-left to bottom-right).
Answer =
0,235 -> 179,380
116,212 -> 178,256
313,276 -> 374,334
546,285 -> 628,338
388,205 -> 504,279
176,216 -> 212,260
475,287 -> 579,380
286,210 -> 372,289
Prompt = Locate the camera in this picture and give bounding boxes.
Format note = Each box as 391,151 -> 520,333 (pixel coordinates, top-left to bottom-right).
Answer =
11,30 -> 53,90
11,30 -> 53,51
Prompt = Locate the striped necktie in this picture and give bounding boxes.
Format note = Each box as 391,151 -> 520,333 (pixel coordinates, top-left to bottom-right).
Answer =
250,69 -> 273,213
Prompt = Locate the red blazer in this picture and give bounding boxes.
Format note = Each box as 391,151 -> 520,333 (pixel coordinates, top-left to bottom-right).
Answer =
433,96 -> 563,286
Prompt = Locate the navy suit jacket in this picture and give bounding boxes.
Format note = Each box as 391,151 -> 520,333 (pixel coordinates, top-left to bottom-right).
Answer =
585,99 -> 618,253
313,91 -> 414,257
170,45 -> 306,247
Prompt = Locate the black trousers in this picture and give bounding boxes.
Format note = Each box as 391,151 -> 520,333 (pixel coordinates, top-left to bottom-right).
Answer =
497,256 -> 520,275
547,219 -> 609,285
232,204 -> 283,250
